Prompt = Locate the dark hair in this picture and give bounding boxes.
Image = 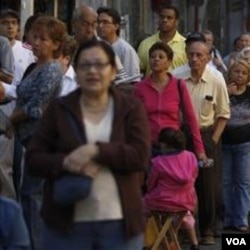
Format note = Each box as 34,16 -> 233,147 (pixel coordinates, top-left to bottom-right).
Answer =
23,13 -> 44,42
159,4 -> 180,19
0,9 -> 20,23
202,29 -> 214,37
31,16 -> 67,59
185,31 -> 206,46
149,42 -> 174,61
97,6 -> 121,36
233,36 -> 241,47
61,35 -> 77,57
73,40 -> 116,68
158,127 -> 186,150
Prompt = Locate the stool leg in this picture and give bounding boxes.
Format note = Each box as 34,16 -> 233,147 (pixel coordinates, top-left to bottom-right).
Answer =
168,212 -> 187,250
169,225 -> 182,250
151,216 -> 173,250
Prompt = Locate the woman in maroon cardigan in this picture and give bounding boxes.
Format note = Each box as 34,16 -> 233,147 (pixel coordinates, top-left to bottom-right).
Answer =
25,40 -> 151,250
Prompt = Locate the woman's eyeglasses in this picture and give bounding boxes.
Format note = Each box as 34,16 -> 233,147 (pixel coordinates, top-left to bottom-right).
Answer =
77,62 -> 110,71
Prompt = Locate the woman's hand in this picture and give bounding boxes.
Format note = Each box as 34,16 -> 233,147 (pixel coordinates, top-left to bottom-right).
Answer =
227,82 -> 237,95
197,152 -> 208,164
63,144 -> 99,174
4,124 -> 14,139
9,108 -> 29,126
80,161 -> 100,178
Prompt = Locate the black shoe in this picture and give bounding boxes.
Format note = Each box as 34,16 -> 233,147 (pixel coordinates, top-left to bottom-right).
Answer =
190,244 -> 199,250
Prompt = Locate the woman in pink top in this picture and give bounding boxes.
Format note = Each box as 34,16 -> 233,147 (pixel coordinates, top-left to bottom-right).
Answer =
144,127 -> 199,250
134,42 -> 206,160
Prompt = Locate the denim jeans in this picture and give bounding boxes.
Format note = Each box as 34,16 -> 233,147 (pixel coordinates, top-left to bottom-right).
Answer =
222,142 -> 250,227
13,137 -> 24,201
42,220 -> 143,250
21,166 -> 44,250
0,197 -> 30,250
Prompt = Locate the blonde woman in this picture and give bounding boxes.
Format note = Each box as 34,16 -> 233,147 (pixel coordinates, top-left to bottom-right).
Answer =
222,60 -> 250,232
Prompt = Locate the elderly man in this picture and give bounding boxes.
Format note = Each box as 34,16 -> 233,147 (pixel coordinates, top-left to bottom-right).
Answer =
173,39 -> 230,245
72,4 -> 128,84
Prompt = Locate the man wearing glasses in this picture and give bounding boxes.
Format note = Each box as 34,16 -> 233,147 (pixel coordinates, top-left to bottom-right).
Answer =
72,4 -> 129,85
97,7 -> 141,83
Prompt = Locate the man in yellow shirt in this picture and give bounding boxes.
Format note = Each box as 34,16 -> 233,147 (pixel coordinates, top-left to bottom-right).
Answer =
137,4 -> 187,76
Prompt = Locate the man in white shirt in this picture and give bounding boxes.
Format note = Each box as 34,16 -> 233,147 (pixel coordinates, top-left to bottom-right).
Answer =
0,9 -> 35,199
0,10 -> 35,101
57,36 -> 78,97
202,29 -> 227,73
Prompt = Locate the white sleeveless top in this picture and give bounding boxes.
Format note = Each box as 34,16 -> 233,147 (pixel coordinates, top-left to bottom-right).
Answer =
74,97 -> 123,222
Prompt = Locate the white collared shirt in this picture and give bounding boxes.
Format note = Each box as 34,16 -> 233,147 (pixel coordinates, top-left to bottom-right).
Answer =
58,65 -> 78,97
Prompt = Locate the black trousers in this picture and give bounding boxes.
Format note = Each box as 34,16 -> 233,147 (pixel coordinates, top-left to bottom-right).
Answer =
195,127 -> 222,236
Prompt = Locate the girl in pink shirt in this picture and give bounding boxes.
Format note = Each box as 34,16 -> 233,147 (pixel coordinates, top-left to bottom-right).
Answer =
144,127 -> 199,250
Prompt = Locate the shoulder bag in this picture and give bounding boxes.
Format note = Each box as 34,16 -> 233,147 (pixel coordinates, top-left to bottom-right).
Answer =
177,79 -> 195,152
53,108 -> 92,206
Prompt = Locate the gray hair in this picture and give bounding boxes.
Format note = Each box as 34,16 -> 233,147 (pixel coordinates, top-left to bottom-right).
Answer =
72,4 -> 97,21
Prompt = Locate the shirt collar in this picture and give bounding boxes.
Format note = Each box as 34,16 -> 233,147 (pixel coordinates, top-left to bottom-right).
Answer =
145,73 -> 174,88
157,30 -> 183,43
183,64 -> 210,83
64,65 -> 75,81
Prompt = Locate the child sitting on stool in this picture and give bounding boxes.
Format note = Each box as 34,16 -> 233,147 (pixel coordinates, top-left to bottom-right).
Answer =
144,127 -> 199,250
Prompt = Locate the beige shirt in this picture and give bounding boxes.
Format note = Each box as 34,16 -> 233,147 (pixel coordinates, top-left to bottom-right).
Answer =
74,98 -> 123,222
173,64 -> 230,127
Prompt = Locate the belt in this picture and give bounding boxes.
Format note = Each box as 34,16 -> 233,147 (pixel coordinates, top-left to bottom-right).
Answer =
200,125 -> 213,132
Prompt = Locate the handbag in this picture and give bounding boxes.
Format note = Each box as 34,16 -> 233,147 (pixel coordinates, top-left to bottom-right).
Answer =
53,108 -> 92,206
177,79 -> 195,152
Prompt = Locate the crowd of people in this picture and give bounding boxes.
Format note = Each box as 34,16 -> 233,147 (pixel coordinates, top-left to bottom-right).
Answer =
0,2 -> 250,250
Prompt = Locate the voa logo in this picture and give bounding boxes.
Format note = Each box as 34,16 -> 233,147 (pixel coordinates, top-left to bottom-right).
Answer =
226,238 -> 247,246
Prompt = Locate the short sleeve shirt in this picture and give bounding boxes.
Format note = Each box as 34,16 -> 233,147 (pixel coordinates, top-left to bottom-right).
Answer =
173,64 -> 230,126
137,31 -> 187,75
0,36 -> 14,76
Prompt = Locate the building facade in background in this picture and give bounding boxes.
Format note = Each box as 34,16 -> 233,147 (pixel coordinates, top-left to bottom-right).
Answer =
0,0 -> 249,54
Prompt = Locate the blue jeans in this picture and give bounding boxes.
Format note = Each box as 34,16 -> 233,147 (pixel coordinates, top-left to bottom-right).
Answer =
0,197 -> 30,250
21,166 -> 44,250
222,142 -> 250,227
13,137 -> 24,201
42,220 -> 143,250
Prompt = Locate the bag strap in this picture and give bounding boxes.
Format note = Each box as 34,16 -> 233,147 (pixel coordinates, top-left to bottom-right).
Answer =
177,79 -> 186,119
64,109 -> 85,144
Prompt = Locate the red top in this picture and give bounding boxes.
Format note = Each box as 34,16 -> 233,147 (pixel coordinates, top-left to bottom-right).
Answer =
134,74 -> 204,154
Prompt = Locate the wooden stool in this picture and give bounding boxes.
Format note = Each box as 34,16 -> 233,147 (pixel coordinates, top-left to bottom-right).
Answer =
150,211 -> 187,250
